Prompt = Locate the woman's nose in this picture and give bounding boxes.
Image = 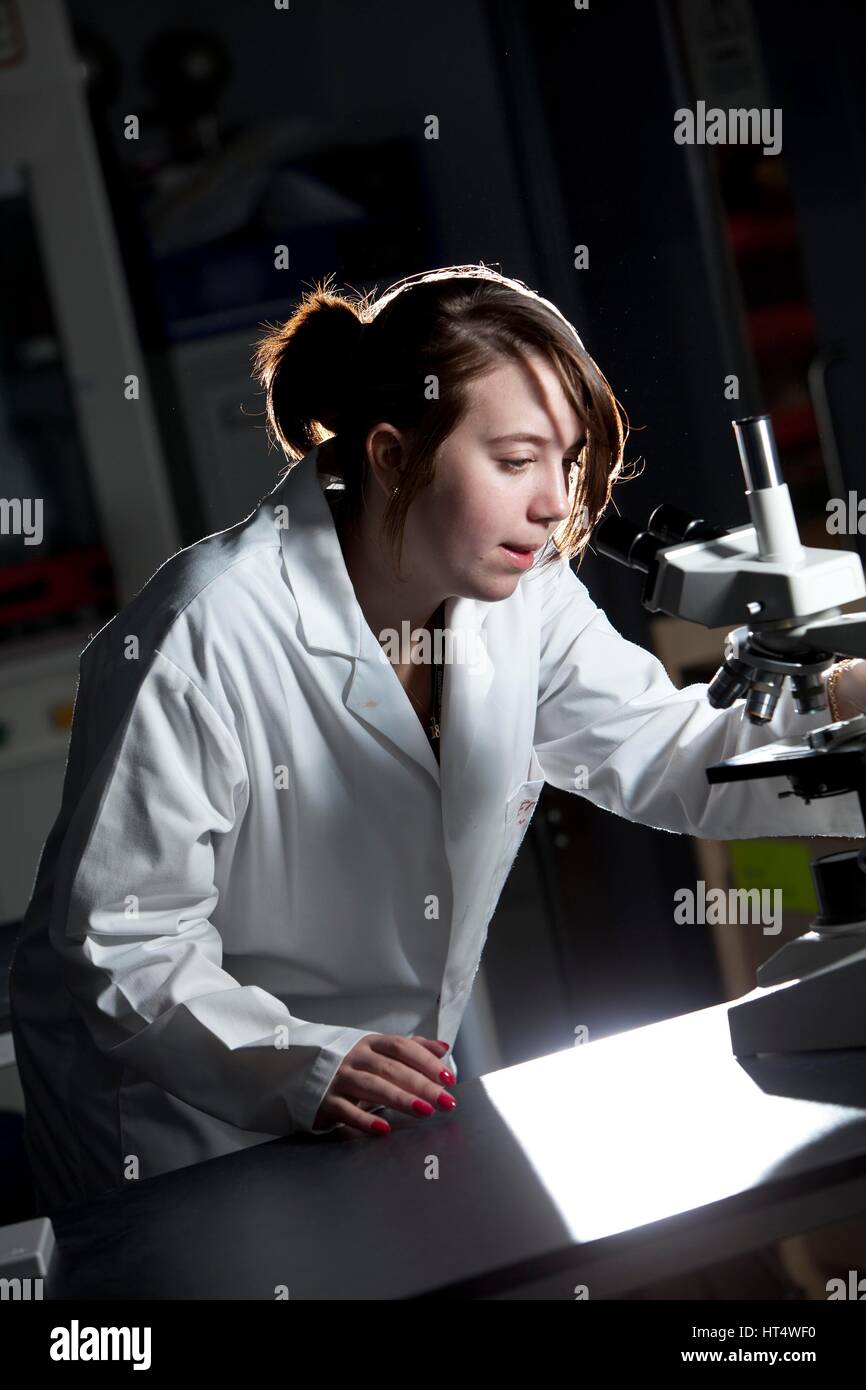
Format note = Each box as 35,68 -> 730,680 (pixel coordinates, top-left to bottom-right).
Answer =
533,471 -> 572,525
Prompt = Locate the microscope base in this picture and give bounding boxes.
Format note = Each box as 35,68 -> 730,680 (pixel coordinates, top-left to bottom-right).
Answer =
756,929 -> 866,987
728,947 -> 866,1056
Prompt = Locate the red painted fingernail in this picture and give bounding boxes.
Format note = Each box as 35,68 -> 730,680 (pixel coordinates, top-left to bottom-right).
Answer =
412,1099 -> 434,1116
371,1118 -> 390,1134
436,1041 -> 450,1051
437,1092 -> 457,1111
439,1069 -> 455,1085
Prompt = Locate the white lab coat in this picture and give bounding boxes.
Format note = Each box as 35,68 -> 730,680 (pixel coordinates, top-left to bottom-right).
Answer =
10,443 -> 863,1211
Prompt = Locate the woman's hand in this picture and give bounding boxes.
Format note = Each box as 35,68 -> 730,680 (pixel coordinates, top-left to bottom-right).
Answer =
313,1034 -> 457,1135
829,658 -> 866,720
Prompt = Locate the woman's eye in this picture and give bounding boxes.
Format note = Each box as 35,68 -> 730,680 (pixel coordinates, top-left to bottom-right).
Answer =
500,457 -> 579,473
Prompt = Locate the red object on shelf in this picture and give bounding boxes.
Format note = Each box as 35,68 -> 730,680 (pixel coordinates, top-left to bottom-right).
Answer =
726,211 -> 798,258
0,545 -> 115,629
746,302 -> 816,353
769,403 -> 818,452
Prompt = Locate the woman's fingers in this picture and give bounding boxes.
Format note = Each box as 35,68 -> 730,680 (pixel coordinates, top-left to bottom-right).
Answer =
318,1093 -> 391,1134
336,1067 -> 454,1120
371,1035 -> 455,1088
335,1050 -> 456,1119
315,1033 -> 457,1137
412,1035 -> 451,1060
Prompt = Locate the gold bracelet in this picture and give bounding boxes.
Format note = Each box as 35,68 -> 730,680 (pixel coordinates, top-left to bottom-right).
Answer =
827,657 -> 861,721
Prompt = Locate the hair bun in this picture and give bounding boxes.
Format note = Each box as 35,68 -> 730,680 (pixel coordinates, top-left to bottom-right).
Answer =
306,297 -> 367,430
252,283 -> 368,457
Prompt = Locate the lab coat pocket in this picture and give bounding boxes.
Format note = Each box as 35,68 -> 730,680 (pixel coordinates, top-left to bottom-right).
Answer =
504,776 -> 545,855
491,750 -> 546,898
469,754 -> 547,982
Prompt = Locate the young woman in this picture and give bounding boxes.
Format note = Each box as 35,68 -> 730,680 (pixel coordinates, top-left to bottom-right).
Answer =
10,264 -> 865,1213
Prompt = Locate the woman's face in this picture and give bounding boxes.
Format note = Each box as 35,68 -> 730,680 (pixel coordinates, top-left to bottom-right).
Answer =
401,352 -> 585,603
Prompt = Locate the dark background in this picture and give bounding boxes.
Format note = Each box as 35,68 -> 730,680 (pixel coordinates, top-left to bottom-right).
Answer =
2,0 -> 865,1090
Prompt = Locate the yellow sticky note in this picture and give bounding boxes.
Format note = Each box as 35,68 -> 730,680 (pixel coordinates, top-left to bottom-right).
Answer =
727,840 -> 817,914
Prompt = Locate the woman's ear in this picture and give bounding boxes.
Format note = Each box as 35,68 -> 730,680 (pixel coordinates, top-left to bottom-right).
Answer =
365,424 -> 408,498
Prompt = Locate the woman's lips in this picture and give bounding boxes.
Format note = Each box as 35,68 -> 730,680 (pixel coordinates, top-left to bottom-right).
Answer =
500,543 -> 537,570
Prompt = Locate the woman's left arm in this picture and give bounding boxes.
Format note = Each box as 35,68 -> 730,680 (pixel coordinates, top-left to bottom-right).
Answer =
531,554 -> 864,840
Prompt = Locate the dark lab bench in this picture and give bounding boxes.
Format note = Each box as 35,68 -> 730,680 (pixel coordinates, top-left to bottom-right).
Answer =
44,997 -> 866,1299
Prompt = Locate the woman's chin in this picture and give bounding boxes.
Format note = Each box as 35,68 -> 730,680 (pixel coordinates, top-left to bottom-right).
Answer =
459,572 -> 523,604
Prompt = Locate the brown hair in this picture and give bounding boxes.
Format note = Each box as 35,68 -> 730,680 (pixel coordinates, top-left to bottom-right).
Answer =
252,263 -> 632,577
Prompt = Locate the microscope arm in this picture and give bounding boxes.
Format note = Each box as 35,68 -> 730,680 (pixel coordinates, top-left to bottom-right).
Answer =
534,558 -> 865,842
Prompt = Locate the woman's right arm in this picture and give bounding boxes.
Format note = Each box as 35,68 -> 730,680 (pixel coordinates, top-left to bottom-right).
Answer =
57,650 -> 450,1138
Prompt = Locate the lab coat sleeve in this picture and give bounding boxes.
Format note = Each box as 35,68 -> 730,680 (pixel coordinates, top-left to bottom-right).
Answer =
57,650 -> 378,1137
532,553 -> 864,839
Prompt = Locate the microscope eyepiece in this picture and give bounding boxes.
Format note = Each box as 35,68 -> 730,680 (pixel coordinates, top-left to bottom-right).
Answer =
594,516 -> 662,574
647,503 -> 728,544
732,415 -> 784,491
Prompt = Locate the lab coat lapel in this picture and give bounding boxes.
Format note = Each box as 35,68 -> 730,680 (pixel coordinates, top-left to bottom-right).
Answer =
344,634 -> 443,785
271,446 -> 361,659
438,594 -> 495,794
437,590 -> 534,1009
270,445 -> 529,1018
274,446 -> 494,788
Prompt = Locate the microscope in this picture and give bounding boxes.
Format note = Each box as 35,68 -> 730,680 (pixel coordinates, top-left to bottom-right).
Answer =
595,415 -> 866,1058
